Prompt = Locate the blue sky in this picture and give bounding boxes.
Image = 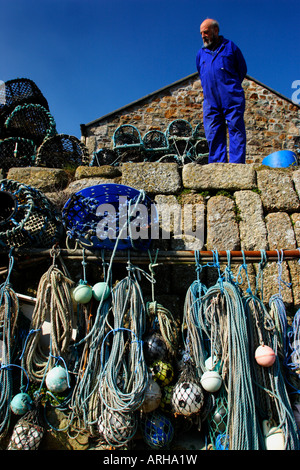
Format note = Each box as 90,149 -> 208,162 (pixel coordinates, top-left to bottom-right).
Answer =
1,0 -> 299,139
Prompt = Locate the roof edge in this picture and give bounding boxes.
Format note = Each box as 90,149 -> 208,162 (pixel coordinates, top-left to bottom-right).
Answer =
80,73 -> 300,135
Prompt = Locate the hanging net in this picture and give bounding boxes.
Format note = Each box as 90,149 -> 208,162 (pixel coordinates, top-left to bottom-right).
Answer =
62,183 -> 156,251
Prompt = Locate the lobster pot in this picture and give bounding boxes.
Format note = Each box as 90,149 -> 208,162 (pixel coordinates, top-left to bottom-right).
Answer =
62,183 -> 156,251
0,137 -> 36,176
0,179 -> 63,248
35,133 -> 90,168
90,148 -> 118,167
194,139 -> 209,164
4,103 -> 56,146
0,78 -> 49,133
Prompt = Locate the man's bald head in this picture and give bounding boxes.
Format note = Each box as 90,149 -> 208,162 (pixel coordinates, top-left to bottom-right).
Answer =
200,18 -> 220,48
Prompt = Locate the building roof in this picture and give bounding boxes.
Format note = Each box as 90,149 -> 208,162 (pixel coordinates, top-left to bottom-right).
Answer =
80,72 -> 299,136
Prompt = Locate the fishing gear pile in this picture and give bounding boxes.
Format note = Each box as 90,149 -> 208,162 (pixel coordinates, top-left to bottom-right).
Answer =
0,78 -> 89,174
0,178 -> 300,451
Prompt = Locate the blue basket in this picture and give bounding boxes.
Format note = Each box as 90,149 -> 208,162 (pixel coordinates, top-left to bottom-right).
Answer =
62,183 -> 156,251
262,150 -> 298,168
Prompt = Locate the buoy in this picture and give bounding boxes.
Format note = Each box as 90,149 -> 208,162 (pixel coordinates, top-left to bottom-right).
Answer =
263,420 -> 285,450
262,150 -> 297,168
172,380 -> 204,416
45,365 -> 69,393
255,345 -> 276,367
205,355 -> 220,371
150,360 -> 174,386
92,281 -> 110,301
72,282 -> 93,304
200,370 -> 222,393
159,384 -> 173,412
143,332 -> 167,363
10,392 -> 33,415
142,411 -> 174,449
140,378 -> 162,413
212,406 -> 227,434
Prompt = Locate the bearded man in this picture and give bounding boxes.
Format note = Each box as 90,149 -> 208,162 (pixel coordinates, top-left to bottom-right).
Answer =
196,19 -> 247,163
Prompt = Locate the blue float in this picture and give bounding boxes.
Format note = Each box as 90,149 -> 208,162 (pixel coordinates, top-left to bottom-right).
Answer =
262,150 -> 297,168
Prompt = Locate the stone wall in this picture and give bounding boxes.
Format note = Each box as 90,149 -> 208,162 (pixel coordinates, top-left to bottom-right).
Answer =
81,74 -> 300,164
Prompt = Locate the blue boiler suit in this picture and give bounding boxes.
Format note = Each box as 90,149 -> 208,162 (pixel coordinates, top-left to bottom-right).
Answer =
196,36 -> 247,163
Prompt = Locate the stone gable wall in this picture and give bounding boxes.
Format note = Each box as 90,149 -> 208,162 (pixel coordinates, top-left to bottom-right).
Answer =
81,75 -> 300,164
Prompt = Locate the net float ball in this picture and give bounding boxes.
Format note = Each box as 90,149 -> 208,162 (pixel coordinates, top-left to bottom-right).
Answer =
255,345 -> 276,367
211,406 -> 227,434
72,282 -> 93,304
141,378 -> 162,413
150,360 -> 174,387
143,332 -> 167,364
172,380 -> 204,416
10,392 -> 33,415
200,370 -> 222,393
262,420 -> 285,450
46,365 -> 69,393
160,385 -> 173,412
142,411 -> 174,449
92,282 -> 110,301
98,409 -> 135,445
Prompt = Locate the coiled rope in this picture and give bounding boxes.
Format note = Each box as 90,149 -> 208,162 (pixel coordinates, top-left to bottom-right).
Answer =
0,250 -> 19,436
146,249 -> 179,355
21,247 -> 74,385
98,261 -> 148,447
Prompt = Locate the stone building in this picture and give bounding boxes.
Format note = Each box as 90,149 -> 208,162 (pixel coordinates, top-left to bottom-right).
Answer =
80,72 -> 300,164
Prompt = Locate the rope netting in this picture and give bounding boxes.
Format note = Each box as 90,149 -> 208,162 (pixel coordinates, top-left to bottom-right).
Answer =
5,103 -> 57,147
35,134 -> 90,169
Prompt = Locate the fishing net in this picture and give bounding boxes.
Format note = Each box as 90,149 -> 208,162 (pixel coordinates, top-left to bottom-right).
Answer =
171,361 -> 204,417
35,133 -> 90,168
5,103 -> 56,146
141,410 -> 174,449
207,387 -> 229,449
0,78 -> 49,132
7,397 -> 44,450
0,179 -> 63,248
90,148 -> 119,166
0,137 -> 36,176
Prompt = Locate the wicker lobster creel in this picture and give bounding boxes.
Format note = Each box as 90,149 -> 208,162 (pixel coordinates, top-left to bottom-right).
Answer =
35,133 -> 90,168
0,78 -> 49,132
4,103 -> 56,146
0,179 -> 63,248
0,137 -> 36,176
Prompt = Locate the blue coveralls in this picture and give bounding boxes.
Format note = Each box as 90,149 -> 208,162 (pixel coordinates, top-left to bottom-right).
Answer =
196,36 -> 247,163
